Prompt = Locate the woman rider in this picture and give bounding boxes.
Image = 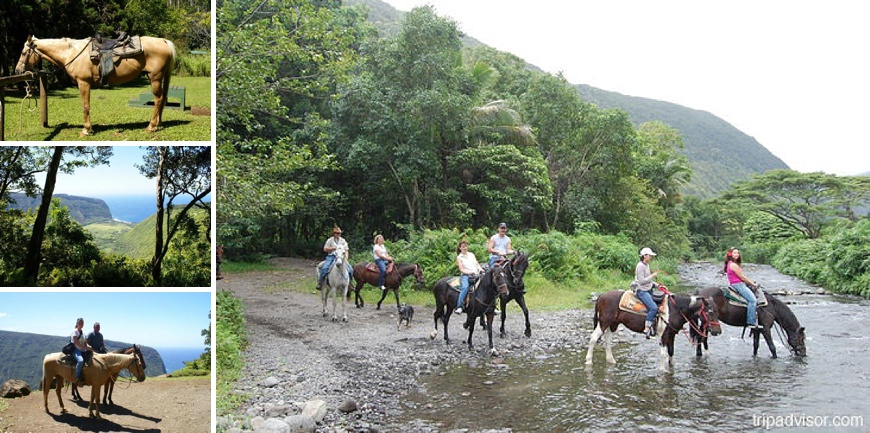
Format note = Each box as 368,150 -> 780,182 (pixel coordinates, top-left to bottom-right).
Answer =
724,247 -> 760,328
372,234 -> 394,291
634,247 -> 660,338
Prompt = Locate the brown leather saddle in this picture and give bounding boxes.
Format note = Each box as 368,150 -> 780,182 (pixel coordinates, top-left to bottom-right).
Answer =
365,261 -> 395,274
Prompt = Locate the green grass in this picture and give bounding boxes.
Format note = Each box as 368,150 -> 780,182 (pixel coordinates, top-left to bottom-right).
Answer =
85,220 -> 135,252
2,76 -> 210,141
221,261 -> 281,274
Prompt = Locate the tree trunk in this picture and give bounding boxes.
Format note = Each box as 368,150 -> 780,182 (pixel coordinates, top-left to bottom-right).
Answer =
151,147 -> 167,283
23,146 -> 64,285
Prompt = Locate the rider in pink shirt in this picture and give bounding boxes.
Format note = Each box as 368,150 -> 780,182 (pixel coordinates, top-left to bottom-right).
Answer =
724,247 -> 760,328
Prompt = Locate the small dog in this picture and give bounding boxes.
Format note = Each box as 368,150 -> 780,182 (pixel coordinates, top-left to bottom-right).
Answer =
397,304 -> 414,330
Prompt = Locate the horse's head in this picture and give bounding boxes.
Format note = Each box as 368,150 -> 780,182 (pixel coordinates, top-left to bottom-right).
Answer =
14,35 -> 41,74
507,251 -> 529,288
333,246 -> 347,265
128,354 -> 146,382
700,296 -> 722,336
789,327 -> 807,357
132,344 -> 147,370
490,266 -> 510,297
413,264 -> 425,287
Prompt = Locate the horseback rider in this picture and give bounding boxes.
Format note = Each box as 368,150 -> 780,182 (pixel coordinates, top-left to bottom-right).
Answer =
724,247 -> 760,329
455,240 -> 485,315
372,234 -> 394,291
317,227 -> 351,290
634,247 -> 661,338
71,318 -> 93,387
487,222 -> 515,267
86,322 -> 107,354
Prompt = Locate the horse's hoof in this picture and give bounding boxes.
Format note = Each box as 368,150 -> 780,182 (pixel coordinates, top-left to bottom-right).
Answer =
490,348 -> 499,357
525,329 -> 532,338
429,330 -> 437,340
342,316 -> 348,322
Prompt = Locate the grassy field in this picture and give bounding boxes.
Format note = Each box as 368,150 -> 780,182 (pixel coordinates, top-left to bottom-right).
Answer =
2,76 -> 211,141
85,220 -> 135,252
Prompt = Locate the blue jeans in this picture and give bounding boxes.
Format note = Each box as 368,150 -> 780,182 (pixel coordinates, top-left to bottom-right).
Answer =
732,282 -> 758,326
636,290 -> 658,323
456,275 -> 471,310
73,347 -> 85,379
488,256 -> 501,268
374,258 -> 388,287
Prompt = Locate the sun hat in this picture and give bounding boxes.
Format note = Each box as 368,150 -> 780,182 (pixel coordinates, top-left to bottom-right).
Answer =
498,222 -> 507,229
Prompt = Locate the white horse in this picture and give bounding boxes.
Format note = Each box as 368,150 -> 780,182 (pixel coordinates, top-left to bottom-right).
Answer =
317,245 -> 350,322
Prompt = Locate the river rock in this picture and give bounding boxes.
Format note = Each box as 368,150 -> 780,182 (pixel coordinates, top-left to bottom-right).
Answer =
338,399 -> 358,413
283,414 -> 316,432
253,417 -> 290,433
0,379 -> 30,398
301,399 -> 327,422
261,376 -> 280,388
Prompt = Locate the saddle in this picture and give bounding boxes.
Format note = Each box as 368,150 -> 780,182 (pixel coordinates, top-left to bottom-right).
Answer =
365,261 -> 395,274
618,290 -> 670,321
446,275 -> 482,307
723,286 -> 768,307
58,351 -> 92,367
88,32 -> 143,87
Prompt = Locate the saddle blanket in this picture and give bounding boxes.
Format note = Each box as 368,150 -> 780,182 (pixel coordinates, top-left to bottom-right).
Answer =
723,286 -> 768,307
618,291 -> 670,323
365,261 -> 395,274
89,35 -> 143,60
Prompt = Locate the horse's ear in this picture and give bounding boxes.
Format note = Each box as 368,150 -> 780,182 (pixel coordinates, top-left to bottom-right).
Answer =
27,35 -> 33,43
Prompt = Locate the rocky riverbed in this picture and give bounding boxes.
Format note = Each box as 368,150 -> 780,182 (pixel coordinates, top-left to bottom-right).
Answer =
216,258 -> 824,432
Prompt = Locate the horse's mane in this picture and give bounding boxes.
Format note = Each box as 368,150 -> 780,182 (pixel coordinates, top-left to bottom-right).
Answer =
671,294 -> 702,312
95,353 -> 133,365
767,295 -> 802,332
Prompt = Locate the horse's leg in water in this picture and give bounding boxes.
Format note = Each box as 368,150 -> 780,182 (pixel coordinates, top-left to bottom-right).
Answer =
659,332 -> 675,372
585,323 -> 604,365
77,81 -> 93,135
756,324 -> 778,358
603,328 -> 617,364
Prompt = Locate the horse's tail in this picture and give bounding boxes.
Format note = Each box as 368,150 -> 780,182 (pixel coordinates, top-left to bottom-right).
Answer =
592,302 -> 599,330
163,39 -> 177,91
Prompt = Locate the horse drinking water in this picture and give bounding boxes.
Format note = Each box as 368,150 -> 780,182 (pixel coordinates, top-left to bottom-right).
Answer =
691,286 -> 806,358
14,34 -> 177,135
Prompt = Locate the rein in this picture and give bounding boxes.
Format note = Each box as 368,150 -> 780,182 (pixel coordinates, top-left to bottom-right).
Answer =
668,295 -> 717,343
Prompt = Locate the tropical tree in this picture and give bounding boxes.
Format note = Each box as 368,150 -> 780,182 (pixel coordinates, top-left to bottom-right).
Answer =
138,146 -> 211,283
719,170 -> 869,239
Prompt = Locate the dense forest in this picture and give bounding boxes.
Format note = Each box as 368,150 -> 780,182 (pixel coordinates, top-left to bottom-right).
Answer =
0,146 -> 211,287
217,1 -> 869,296
0,0 -> 210,79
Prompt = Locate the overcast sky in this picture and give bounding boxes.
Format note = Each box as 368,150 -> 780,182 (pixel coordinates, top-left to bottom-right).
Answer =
383,0 -> 868,176
0,292 -> 211,349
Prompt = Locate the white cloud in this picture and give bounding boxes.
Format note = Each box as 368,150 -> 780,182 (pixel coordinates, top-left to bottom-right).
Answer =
0,313 -> 7,318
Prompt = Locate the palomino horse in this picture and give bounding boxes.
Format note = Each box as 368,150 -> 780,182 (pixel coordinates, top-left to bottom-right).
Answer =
14,35 -> 177,135
691,286 -> 806,358
43,352 -> 145,420
72,344 -> 147,406
351,262 -> 425,310
584,290 -> 721,371
496,251 -> 531,338
319,246 -> 350,322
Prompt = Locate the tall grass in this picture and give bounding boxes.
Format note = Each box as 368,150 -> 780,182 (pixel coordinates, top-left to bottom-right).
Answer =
216,290 -> 247,415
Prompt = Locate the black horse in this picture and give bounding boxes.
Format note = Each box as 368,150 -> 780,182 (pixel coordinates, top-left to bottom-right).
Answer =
350,262 -> 425,310
431,266 -> 508,352
497,251 -> 531,338
691,286 -> 806,358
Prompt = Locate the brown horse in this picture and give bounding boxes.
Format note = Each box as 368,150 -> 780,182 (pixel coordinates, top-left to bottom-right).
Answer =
43,352 -> 145,420
350,262 -> 425,310
71,344 -> 146,406
691,286 -> 806,358
584,290 -> 721,371
14,35 -> 177,135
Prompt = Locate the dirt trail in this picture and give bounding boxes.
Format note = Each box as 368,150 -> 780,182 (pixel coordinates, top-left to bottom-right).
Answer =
0,377 -> 210,432
216,257 -> 591,432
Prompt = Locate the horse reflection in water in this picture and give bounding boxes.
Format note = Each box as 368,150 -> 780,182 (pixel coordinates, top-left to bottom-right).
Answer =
691,286 -> 806,358
585,290 -> 721,371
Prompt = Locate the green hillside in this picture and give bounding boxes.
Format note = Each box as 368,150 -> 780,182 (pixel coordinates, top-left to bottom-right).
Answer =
574,84 -> 790,197
112,206 -> 211,259
85,220 -> 136,252
0,330 -> 166,388
356,0 -> 790,198
7,192 -> 112,225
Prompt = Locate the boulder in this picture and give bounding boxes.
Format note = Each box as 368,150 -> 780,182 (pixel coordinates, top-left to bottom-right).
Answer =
0,379 -> 31,398
301,399 -> 327,423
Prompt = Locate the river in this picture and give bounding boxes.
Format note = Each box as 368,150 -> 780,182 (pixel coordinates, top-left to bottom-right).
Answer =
399,263 -> 870,432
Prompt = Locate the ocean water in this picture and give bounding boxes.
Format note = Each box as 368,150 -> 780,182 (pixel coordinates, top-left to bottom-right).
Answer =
156,347 -> 206,374
102,195 -> 155,223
